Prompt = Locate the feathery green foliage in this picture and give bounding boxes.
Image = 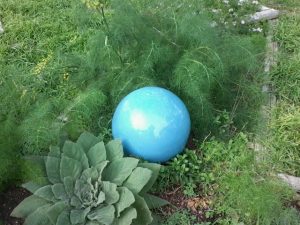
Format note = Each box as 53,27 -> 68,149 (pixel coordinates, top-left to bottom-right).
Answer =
11,132 -> 167,225
68,0 -> 265,138
0,117 -> 22,191
0,0 -> 265,158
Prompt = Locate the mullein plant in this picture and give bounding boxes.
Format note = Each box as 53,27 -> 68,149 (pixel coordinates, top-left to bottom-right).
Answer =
11,132 -> 167,225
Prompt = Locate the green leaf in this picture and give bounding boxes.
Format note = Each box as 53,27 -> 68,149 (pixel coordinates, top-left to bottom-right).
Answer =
86,221 -> 102,225
62,141 -> 89,169
102,181 -> 119,204
87,205 -> 115,225
112,207 -> 137,225
138,163 -> 161,193
10,195 -> 49,218
22,182 -> 43,193
123,167 -> 152,194
81,167 -> 99,182
115,187 -> 135,217
77,132 -> 101,153
70,196 -> 82,208
60,155 -> 82,181
103,157 -> 138,185
52,183 -> 68,200
46,201 -> 67,224
97,191 -> 106,205
142,193 -> 169,209
34,185 -> 56,202
63,176 -> 74,198
24,204 -> 52,225
56,210 -> 71,225
96,161 -> 109,178
46,156 -> 61,184
87,142 -> 107,167
149,214 -> 163,225
106,140 -> 124,161
132,195 -> 153,225
49,146 -> 61,157
70,207 -> 91,224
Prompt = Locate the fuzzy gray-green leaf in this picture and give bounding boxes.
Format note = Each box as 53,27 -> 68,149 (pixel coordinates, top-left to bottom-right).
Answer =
102,181 -> 119,204
87,221 -> 102,225
132,195 -> 153,225
56,210 -> 71,225
46,201 -> 67,224
49,146 -> 60,157
123,167 -> 152,194
77,132 -> 101,153
60,155 -> 82,180
138,163 -> 161,193
24,204 -> 52,225
62,141 -> 89,169
142,193 -> 169,209
46,156 -> 61,184
81,167 -> 99,182
70,207 -> 91,224
22,182 -> 43,193
112,207 -> 137,225
63,176 -> 74,197
70,196 -> 82,208
87,205 -> 115,225
96,161 -> 109,177
87,142 -> 107,166
106,140 -> 123,161
52,183 -> 68,200
11,195 -> 49,218
97,191 -> 106,205
34,185 -> 56,202
103,157 -> 138,185
115,187 -> 135,217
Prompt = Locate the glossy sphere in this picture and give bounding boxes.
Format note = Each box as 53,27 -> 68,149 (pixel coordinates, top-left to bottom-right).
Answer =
112,87 -> 191,162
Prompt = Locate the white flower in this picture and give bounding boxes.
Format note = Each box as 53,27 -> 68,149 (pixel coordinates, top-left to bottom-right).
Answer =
229,8 -> 234,13
212,9 -> 219,14
238,0 -> 247,6
210,21 -> 218,27
252,0 -> 259,4
252,27 -> 263,32
241,20 -> 245,24
223,0 -> 229,4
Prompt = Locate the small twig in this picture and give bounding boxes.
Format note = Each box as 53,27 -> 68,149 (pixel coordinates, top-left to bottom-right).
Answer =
166,186 -> 182,195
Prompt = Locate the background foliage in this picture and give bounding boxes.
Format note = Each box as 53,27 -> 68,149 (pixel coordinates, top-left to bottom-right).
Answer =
0,0 -> 266,188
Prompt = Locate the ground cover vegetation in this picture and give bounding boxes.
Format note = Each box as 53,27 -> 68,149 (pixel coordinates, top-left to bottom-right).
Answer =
0,0 -> 299,224
266,7 -> 300,177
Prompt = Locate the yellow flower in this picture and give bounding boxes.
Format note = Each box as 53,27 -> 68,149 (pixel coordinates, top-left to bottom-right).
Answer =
63,72 -> 70,81
82,0 -> 101,10
32,53 -> 53,75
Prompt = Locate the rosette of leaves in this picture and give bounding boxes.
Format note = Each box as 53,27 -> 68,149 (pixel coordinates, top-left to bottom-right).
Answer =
11,132 -> 167,225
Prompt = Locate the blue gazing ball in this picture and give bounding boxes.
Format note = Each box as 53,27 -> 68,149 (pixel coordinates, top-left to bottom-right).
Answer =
112,86 -> 191,163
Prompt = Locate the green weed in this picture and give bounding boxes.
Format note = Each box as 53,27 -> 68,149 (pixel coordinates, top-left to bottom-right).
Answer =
163,210 -> 201,225
274,13 -> 300,54
154,149 -> 214,193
